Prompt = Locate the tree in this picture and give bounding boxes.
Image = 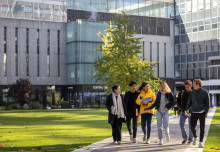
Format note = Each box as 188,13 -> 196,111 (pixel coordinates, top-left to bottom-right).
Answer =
9,78 -> 32,106
94,12 -> 160,93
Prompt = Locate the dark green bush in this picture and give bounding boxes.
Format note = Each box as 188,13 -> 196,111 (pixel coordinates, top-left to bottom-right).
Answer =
6,102 -> 20,110
29,102 -> 43,109
61,101 -> 69,109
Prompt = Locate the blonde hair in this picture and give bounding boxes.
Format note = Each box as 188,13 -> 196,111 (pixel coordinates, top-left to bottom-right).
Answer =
159,81 -> 171,94
193,79 -> 202,87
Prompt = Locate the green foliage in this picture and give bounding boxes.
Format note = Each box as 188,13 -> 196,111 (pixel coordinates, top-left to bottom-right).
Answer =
23,103 -> 30,110
6,102 -> 20,110
61,101 -> 69,109
47,91 -> 61,106
94,12 -> 160,93
29,102 -> 43,109
9,78 -> 32,105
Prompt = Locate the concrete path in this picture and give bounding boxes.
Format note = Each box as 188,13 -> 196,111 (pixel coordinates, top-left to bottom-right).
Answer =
72,107 -> 216,152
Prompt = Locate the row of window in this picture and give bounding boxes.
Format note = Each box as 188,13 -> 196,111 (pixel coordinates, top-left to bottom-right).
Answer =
176,0 -> 220,15
176,66 -> 220,80
175,7 -> 220,25
175,61 -> 220,79
175,41 -> 220,55
175,29 -> 219,44
3,27 -> 61,77
67,0 -> 174,18
0,0 -> 66,22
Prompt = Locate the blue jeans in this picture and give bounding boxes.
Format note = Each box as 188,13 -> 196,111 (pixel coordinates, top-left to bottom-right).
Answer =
141,113 -> 153,139
156,110 -> 169,139
180,111 -> 193,142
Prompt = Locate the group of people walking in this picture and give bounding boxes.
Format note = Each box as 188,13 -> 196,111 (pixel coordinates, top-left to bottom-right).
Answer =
106,79 -> 210,148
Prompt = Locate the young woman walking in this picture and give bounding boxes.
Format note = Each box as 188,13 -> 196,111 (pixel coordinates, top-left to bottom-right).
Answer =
106,85 -> 127,144
145,81 -> 175,145
136,82 -> 156,144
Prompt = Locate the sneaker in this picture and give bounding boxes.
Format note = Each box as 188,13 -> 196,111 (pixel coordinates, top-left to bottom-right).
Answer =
118,141 -> 121,145
113,141 -> 117,144
143,134 -> 146,141
166,135 -> 170,143
187,141 -> 192,145
193,138 -> 197,145
146,139 -> 150,144
198,142 -> 204,148
159,139 -> 163,145
133,138 -> 136,143
130,135 -> 133,141
182,139 -> 187,144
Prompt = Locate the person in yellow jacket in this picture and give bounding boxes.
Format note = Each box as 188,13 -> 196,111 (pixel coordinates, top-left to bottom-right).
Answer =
136,82 -> 156,144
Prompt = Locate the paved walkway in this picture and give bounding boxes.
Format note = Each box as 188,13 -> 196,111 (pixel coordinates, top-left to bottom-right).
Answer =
72,107 -> 216,152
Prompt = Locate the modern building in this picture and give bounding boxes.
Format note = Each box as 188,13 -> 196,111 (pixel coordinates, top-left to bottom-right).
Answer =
0,0 -> 67,102
174,0 -> 220,106
1,0 -> 219,108
65,0 -> 177,107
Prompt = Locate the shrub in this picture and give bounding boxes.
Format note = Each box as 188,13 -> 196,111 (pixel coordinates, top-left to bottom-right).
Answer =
0,106 -> 6,110
6,102 -> 20,110
61,101 -> 69,109
23,103 -> 30,110
51,105 -> 57,109
29,102 -> 43,109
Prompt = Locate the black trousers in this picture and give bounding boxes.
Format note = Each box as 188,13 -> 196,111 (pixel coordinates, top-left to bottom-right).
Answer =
111,116 -> 123,142
126,113 -> 137,138
190,112 -> 206,142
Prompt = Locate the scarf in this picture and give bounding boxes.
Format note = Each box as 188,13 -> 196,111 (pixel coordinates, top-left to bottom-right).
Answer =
111,93 -> 125,118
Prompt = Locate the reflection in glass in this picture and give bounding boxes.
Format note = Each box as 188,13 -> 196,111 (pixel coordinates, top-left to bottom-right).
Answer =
0,0 -> 66,22
67,0 -> 174,18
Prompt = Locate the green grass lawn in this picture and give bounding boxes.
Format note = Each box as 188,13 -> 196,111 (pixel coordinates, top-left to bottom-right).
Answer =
204,107 -> 220,152
0,109 -> 174,152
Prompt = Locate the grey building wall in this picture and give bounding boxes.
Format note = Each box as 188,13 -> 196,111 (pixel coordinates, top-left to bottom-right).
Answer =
137,33 -> 175,79
0,18 -> 66,86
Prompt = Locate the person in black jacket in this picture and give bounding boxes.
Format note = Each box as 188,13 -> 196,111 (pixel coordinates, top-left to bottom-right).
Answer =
177,80 -> 193,145
106,85 -> 127,144
124,81 -> 140,143
185,79 -> 210,148
145,81 -> 175,145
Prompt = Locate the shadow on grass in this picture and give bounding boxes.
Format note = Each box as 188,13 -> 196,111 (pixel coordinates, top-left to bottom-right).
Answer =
1,143 -> 90,152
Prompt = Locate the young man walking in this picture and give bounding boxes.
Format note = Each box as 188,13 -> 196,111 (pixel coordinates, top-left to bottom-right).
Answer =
124,81 -> 140,143
177,80 -> 193,144
185,79 -> 210,148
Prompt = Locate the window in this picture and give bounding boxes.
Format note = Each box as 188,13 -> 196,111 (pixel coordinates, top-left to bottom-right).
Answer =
37,29 -> 40,76
198,0 -> 204,10
187,44 -> 192,54
26,28 -> 29,76
193,43 -> 198,53
4,27 -> 7,76
157,43 -> 159,77
164,43 -> 166,77
15,27 -> 18,76
47,30 -> 50,77
150,42 -> 152,62
205,0 -> 210,9
58,30 -> 60,77
142,41 -> 145,61
175,44 -> 180,55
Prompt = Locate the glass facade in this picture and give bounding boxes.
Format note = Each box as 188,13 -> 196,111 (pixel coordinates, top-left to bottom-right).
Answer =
0,0 -> 66,22
66,20 -> 109,85
67,0 -> 174,18
174,0 -> 220,80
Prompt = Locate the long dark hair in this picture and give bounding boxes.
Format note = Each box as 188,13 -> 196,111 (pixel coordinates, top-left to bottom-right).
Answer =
138,82 -> 149,91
